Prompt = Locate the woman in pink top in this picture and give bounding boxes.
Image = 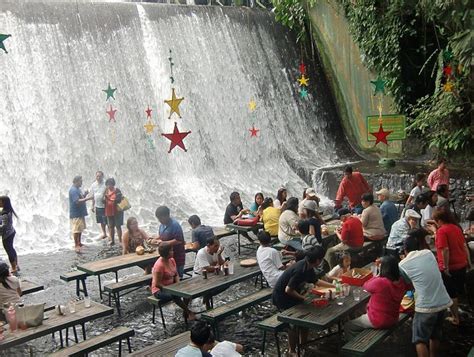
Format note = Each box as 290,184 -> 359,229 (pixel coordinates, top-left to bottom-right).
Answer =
344,256 -> 409,341
152,244 -> 195,320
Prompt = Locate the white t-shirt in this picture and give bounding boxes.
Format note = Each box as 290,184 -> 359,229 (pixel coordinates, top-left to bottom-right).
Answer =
328,264 -> 345,279
193,247 -> 218,276
409,186 -> 422,199
256,246 -> 283,288
210,341 -> 241,357
175,345 -> 203,357
0,276 -> 21,306
278,210 -> 299,243
421,204 -> 434,227
90,181 -> 106,209
273,199 -> 282,209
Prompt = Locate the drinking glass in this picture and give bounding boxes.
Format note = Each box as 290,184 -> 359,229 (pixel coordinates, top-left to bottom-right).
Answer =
68,301 -> 76,314
343,284 -> 351,297
353,288 -> 361,301
228,262 -> 234,275
84,296 -> 91,308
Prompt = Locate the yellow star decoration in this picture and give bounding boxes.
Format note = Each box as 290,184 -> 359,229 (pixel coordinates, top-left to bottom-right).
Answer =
164,88 -> 184,119
248,99 -> 257,112
443,81 -> 454,93
144,120 -> 156,134
297,75 -> 309,87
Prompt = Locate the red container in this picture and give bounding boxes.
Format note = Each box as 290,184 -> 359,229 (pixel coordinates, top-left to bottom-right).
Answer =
312,298 -> 329,307
341,268 -> 373,286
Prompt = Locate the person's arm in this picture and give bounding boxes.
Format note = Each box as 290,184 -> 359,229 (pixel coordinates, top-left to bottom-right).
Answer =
284,286 -> 307,302
362,276 -> 379,293
190,231 -> 201,251
90,186 -> 96,213
339,223 -> 349,243
316,279 -> 335,288
235,343 -> 244,354
334,181 -> 345,208
216,246 -> 225,265
360,209 -> 369,228
122,232 -> 130,255
427,171 -> 435,189
465,243 -> 472,269
153,270 -> 164,291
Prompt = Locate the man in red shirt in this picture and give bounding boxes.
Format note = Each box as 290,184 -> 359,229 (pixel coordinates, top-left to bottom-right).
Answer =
334,166 -> 371,214
324,208 -> 364,269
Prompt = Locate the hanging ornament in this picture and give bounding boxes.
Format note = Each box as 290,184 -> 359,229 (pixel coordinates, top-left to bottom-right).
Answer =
0,34 -> 11,54
164,88 -> 184,119
144,120 -> 156,134
370,77 -> 386,96
145,106 -> 153,119
249,125 -> 260,138
146,136 -> 155,150
299,88 -> 308,99
103,83 -> 117,101
248,99 -> 257,112
106,105 -> 117,122
168,49 -> 175,84
161,122 -> 191,153
370,124 -> 393,145
442,49 -> 454,62
443,81 -> 454,93
297,75 -> 309,87
299,62 -> 306,75
443,65 -> 452,77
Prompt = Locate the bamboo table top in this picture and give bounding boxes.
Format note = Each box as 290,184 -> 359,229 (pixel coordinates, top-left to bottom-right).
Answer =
21,280 -> 44,296
162,262 -> 261,299
130,331 -> 190,357
77,251 -> 160,275
278,289 -> 370,329
0,301 -> 113,350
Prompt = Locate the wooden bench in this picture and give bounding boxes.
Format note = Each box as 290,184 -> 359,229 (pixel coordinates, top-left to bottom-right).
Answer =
201,288 -> 272,339
21,280 -> 44,296
341,313 -> 410,356
104,274 -> 152,315
147,295 -> 189,329
50,326 -> 135,357
130,331 -> 190,356
258,314 -> 288,357
60,271 -> 88,297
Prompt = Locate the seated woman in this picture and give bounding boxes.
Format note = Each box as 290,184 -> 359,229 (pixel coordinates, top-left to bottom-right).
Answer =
0,262 -> 21,309
249,192 -> 264,217
151,244 -> 195,321
300,200 -> 323,245
278,197 -> 301,251
122,217 -> 152,273
273,187 -> 287,209
344,256 -> 409,341
360,193 -> 386,241
260,197 -> 281,237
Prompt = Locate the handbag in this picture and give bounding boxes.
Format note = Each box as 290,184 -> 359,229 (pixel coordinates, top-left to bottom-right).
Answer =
116,196 -> 131,212
16,303 -> 45,328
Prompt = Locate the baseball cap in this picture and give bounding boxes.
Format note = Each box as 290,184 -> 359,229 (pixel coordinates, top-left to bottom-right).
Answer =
376,188 -> 390,197
404,209 -> 421,219
302,200 -> 318,212
305,188 -> 317,197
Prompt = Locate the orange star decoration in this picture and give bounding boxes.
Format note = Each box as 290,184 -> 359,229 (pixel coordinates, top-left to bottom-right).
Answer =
161,122 -> 191,153
297,75 -> 309,87
249,125 -> 259,137
248,99 -> 257,112
144,120 -> 156,134
164,88 -> 184,119
370,124 -> 393,145
443,81 -> 454,93
106,105 -> 117,122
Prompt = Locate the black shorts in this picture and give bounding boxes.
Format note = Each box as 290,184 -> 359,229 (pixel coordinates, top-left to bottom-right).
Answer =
442,268 -> 466,298
412,310 -> 445,345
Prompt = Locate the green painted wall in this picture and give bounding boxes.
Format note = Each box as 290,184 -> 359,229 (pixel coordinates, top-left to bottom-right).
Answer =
308,0 -> 402,156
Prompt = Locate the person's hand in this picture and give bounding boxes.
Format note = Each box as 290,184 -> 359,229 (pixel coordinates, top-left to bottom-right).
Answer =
444,269 -> 451,277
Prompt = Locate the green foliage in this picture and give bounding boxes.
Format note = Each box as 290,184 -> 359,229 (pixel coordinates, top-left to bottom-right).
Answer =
272,0 -> 315,43
337,0 -> 472,157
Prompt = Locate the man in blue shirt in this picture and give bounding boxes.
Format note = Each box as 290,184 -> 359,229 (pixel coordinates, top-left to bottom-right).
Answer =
154,206 -> 186,278
69,176 -> 92,252
188,215 -> 214,251
376,188 -> 398,234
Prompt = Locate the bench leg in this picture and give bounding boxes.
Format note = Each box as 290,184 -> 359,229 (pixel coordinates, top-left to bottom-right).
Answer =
152,305 -> 156,324
115,292 -> 122,316
115,271 -> 119,282
118,338 -> 122,357
127,337 -> 132,353
159,302 -> 166,329
81,278 -> 88,297
275,331 -> 281,357
261,330 -> 266,354
65,328 -> 69,346
98,275 -> 103,300
73,326 -> 78,343
59,330 -> 64,348
75,279 -> 80,297
237,232 -> 241,255
81,323 -> 86,340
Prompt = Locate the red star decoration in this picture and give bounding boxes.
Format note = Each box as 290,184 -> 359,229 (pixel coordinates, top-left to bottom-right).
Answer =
249,125 -> 260,137
106,105 -> 117,122
299,62 -> 306,74
161,122 -> 191,153
370,124 -> 393,145
443,65 -> 452,77
145,106 -> 152,118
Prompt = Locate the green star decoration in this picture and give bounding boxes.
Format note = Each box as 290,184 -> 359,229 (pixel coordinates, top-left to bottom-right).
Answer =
102,83 -> 117,101
442,49 -> 454,62
371,77 -> 386,95
0,34 -> 11,54
299,88 -> 308,98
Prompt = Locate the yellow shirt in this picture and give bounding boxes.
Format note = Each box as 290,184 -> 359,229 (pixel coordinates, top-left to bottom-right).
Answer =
262,207 -> 281,237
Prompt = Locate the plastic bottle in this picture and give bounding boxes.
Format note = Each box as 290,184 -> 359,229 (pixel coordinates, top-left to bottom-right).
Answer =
7,305 -> 17,332
335,280 -> 341,298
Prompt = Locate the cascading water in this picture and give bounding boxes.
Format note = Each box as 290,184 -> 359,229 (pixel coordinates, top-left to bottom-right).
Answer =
0,1 -> 355,255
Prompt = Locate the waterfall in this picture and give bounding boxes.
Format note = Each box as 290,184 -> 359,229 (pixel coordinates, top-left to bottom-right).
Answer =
0,1 -> 354,255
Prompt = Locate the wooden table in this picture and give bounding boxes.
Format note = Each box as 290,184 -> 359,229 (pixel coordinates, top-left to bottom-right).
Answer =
225,223 -> 264,255
0,301 -> 113,350
130,331 -> 190,357
21,280 -> 44,296
162,262 -> 261,299
77,252 -> 159,299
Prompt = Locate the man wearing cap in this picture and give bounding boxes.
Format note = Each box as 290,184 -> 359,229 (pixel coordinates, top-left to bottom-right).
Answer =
334,166 -> 371,214
386,209 -> 421,249
376,188 -> 398,234
298,188 -> 320,218
324,209 -> 364,269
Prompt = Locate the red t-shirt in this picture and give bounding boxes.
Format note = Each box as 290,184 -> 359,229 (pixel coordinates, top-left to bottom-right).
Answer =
334,172 -> 371,208
104,189 -> 116,217
435,223 -> 468,271
364,277 -> 409,328
340,216 -> 364,247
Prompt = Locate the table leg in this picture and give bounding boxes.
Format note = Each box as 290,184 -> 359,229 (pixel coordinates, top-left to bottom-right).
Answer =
59,330 -> 64,348
98,275 -> 103,300
237,232 -> 241,255
81,323 -> 86,340
73,326 -> 79,343
115,271 -> 119,282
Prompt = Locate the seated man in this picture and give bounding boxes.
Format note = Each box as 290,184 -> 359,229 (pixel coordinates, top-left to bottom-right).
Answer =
193,236 -> 227,308
188,215 -> 214,251
256,231 -> 287,288
324,209 -> 364,269
176,321 -> 215,357
223,191 -> 253,241
376,188 -> 398,234
387,209 -> 421,249
334,166 -> 371,214
272,247 -> 334,356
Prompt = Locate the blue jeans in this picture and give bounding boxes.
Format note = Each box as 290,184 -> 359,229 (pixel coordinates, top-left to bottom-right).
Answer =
153,290 -> 175,303
352,205 -> 364,214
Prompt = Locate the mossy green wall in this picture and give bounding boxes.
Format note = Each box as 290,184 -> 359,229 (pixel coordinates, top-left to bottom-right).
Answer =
308,0 -> 402,156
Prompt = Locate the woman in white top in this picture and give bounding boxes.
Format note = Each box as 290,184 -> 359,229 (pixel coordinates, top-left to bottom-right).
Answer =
406,173 -> 427,205
360,193 -> 386,240
273,188 -> 287,209
278,197 -> 301,250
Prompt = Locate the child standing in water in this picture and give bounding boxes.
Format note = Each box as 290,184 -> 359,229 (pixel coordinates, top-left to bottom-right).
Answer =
0,196 -> 19,273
